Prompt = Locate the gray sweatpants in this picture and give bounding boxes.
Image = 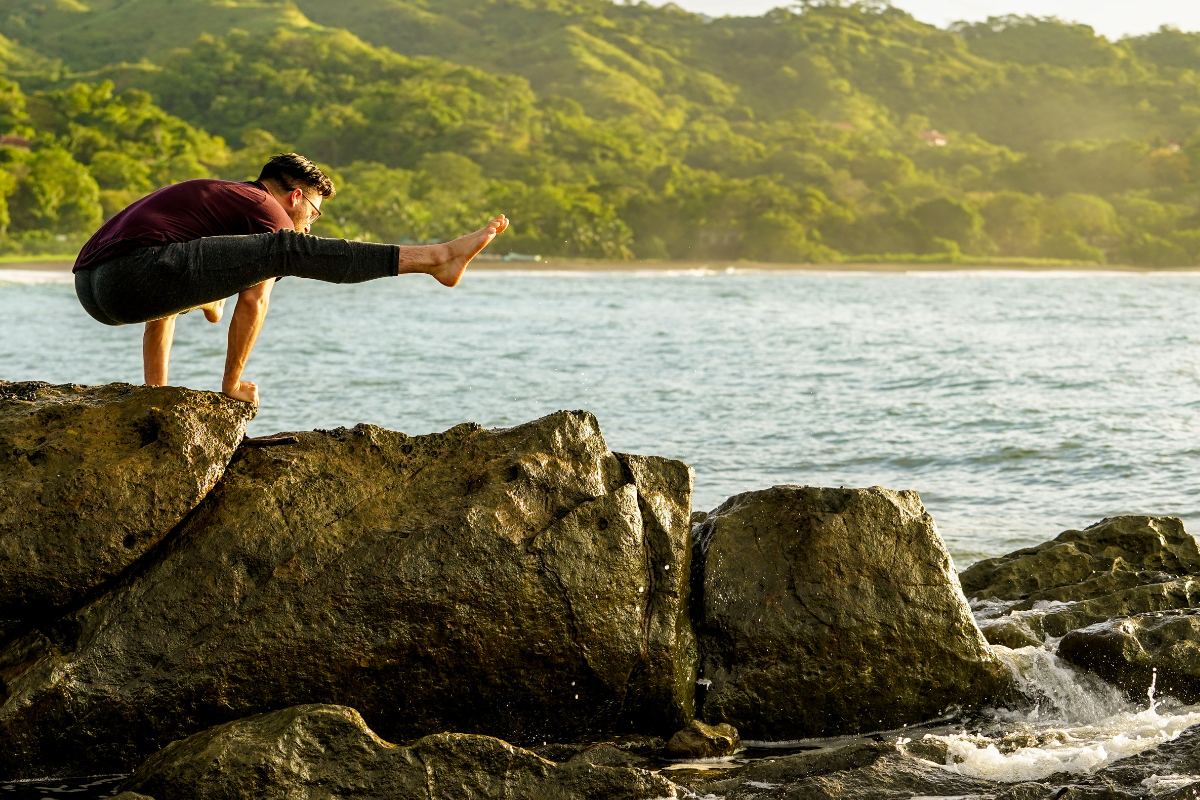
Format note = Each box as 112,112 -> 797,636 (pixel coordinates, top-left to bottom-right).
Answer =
75,230 -> 400,325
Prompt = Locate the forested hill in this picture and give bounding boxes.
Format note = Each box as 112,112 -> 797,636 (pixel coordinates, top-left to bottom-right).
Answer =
2,0 -> 1200,265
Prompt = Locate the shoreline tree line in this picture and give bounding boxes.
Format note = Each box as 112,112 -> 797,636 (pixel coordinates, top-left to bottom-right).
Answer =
1,0 -> 1199,266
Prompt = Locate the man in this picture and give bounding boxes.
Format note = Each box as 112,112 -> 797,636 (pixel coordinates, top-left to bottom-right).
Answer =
73,153 -> 508,405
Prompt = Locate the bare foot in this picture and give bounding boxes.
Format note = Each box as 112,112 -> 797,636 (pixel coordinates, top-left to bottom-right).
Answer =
400,215 -> 509,287
222,379 -> 259,406
200,298 -> 225,324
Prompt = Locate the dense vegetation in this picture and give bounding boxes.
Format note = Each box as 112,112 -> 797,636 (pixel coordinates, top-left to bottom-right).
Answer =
2,0 -> 1200,265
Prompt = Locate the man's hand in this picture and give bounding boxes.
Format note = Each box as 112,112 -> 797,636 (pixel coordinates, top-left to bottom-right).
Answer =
222,379 -> 259,406
223,280 -> 272,407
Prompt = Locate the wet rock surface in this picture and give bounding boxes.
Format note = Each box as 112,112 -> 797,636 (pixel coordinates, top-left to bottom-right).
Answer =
693,485 -> 1009,738
0,410 -> 696,777
1072,722 -> 1200,797
975,578 -> 1200,646
1058,612 -> 1200,703
965,517 -> 1200,651
960,516 -> 1200,605
121,704 -> 679,800
665,719 -> 741,758
1040,577 -> 1200,638
674,739 -> 999,799
0,381 -> 254,622
978,613 -> 1045,649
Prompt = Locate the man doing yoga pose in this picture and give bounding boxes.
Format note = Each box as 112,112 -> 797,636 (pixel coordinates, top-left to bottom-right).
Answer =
72,152 -> 508,405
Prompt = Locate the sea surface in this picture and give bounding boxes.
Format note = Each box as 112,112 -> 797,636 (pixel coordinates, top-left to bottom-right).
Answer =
3,265 -> 1200,795
3,266 -> 1200,565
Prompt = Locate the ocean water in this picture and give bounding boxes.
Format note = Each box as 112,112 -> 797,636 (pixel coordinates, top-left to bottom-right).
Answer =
3,266 -> 1199,566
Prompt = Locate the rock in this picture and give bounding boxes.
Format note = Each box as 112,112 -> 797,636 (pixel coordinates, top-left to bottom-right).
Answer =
109,794 -> 156,800
534,735 -> 663,766
0,381 -> 253,621
565,743 -> 653,769
693,485 -> 1009,739
665,719 -> 740,758
0,411 -> 697,777
979,614 -> 1044,649
1058,611 -> 1200,702
975,577 -> 1200,643
121,704 -> 679,799
960,516 -> 1200,604
1068,723 -> 1200,798
990,782 -> 1063,799
1036,578 -> 1200,638
964,518 -> 1200,645
680,739 -> 1000,799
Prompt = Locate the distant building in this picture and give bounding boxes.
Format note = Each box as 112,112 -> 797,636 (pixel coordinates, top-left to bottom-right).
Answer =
919,129 -> 948,147
0,134 -> 31,150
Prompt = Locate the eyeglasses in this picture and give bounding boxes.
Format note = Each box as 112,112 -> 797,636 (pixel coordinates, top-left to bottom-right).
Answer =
288,186 -> 321,222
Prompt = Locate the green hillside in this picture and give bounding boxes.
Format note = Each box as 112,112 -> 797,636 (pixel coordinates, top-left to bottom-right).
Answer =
1,0 -> 1200,265
0,0 -> 316,71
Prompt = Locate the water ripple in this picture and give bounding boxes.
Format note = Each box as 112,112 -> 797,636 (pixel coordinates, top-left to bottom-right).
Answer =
4,270 -> 1200,564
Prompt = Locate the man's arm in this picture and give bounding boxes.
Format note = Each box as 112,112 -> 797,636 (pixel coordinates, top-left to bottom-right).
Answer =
143,315 -> 177,386
222,279 -> 274,405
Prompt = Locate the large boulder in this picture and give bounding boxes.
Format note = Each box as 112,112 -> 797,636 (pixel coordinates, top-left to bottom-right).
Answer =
0,381 -> 254,623
960,516 -> 1200,604
1058,611 -> 1200,703
0,410 -> 696,778
692,485 -> 1009,739
121,704 -> 680,799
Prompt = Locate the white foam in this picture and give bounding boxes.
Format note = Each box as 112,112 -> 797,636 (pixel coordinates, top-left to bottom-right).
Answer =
661,755 -> 740,771
991,645 -> 1130,724
907,650 -> 1200,783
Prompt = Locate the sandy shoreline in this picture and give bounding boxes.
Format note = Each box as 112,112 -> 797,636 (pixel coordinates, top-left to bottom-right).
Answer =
2,257 -> 1195,274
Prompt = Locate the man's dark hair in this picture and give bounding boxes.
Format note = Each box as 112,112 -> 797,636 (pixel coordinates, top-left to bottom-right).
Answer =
257,153 -> 336,198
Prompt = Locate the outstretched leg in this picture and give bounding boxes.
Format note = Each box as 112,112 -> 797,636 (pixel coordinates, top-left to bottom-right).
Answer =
399,215 -> 510,287
84,216 -> 510,406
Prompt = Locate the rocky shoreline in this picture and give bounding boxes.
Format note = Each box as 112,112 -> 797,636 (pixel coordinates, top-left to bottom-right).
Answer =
2,380 -> 1199,799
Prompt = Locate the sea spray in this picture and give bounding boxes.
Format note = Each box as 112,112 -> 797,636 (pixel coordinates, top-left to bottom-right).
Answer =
903,648 -> 1200,783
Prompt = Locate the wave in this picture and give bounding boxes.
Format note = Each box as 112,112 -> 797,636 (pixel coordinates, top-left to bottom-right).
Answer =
906,648 -> 1200,783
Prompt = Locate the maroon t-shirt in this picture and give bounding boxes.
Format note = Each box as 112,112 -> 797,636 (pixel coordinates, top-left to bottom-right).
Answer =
73,179 -> 294,272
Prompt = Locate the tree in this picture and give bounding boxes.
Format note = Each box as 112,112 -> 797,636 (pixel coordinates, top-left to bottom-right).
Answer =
908,196 -> 989,253
981,192 -> 1043,256
7,146 -> 102,236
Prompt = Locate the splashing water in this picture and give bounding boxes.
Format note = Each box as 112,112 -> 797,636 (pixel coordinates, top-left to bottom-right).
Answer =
905,648 -> 1200,783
